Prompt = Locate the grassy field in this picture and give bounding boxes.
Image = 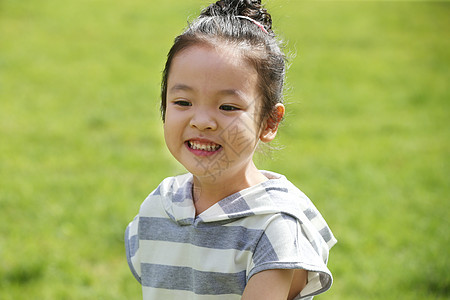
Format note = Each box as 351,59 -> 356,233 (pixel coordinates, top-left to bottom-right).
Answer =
1,0 -> 448,299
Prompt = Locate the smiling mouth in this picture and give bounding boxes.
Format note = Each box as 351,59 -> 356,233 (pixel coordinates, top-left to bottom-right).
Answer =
186,140 -> 222,152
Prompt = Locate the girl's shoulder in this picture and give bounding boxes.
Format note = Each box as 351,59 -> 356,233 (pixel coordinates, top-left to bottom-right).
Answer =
259,170 -> 337,250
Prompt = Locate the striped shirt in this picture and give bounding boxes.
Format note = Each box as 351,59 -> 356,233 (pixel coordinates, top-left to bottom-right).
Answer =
125,171 -> 337,299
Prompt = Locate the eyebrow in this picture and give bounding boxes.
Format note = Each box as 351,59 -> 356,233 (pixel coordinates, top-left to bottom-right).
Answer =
169,84 -> 247,100
218,89 -> 243,97
169,84 -> 193,93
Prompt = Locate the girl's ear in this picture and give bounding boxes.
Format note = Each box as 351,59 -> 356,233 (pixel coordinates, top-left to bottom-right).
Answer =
260,103 -> 285,143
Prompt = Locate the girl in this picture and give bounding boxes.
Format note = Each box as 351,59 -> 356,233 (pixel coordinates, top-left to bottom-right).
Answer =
125,0 -> 336,299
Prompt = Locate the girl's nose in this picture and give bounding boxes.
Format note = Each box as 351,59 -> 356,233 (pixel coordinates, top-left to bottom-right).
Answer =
189,109 -> 217,131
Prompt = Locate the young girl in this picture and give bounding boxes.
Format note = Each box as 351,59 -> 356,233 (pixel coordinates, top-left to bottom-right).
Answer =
125,0 -> 336,299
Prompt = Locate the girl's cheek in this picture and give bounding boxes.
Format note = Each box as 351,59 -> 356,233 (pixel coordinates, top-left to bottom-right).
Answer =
220,120 -> 258,155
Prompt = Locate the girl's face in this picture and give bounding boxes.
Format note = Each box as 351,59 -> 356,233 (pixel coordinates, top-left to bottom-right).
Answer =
163,44 -> 264,183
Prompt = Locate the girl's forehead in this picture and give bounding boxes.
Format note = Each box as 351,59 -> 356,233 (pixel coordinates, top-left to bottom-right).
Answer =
175,43 -> 245,66
170,44 -> 257,83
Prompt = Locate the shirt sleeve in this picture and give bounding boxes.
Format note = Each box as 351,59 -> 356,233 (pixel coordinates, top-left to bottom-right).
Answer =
125,215 -> 142,284
248,213 -> 333,299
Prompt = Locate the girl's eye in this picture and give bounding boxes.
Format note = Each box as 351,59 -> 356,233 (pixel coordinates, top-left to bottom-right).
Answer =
174,100 -> 191,107
220,104 -> 240,111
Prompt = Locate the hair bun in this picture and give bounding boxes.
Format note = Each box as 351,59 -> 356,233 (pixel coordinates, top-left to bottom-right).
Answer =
201,0 -> 272,32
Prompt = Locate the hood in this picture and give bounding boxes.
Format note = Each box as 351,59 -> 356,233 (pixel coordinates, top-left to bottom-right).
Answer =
159,171 -> 337,250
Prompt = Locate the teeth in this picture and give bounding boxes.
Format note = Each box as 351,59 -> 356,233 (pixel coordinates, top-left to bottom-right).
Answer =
189,141 -> 221,151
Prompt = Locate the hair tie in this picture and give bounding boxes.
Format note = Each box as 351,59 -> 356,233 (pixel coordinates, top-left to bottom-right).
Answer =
236,16 -> 269,34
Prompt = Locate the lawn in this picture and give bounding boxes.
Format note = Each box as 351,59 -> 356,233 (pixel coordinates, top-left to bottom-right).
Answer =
1,0 -> 448,299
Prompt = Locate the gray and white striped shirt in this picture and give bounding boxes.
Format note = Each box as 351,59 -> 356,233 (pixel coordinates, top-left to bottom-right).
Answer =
125,171 -> 337,299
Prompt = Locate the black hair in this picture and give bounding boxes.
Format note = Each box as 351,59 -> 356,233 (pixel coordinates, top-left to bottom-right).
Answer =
161,0 -> 286,127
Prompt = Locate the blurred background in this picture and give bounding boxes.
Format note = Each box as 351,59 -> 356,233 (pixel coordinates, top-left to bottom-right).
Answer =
1,0 -> 448,299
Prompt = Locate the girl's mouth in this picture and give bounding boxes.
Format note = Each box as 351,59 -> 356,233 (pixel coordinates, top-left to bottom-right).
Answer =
186,140 -> 222,156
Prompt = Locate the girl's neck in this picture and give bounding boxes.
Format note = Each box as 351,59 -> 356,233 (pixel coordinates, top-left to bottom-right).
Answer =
192,162 -> 267,215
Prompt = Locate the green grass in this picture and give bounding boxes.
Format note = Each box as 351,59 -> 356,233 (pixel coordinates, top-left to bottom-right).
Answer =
1,0 -> 448,299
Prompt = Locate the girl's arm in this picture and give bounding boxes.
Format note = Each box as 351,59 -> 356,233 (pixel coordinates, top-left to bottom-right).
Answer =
241,269 -> 307,300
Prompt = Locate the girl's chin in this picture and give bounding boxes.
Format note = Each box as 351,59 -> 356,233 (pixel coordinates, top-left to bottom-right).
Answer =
182,160 -> 232,183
